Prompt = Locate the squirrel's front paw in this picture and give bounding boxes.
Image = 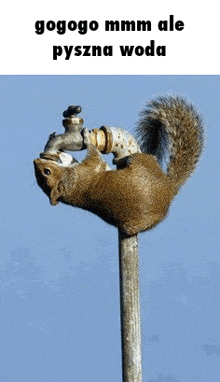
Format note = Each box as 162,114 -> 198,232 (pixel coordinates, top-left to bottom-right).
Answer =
82,128 -> 92,147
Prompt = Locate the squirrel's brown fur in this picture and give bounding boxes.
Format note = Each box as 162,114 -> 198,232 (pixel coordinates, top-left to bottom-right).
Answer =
34,96 -> 204,236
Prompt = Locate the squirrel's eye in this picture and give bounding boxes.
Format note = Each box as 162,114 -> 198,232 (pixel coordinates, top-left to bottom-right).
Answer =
44,168 -> 51,176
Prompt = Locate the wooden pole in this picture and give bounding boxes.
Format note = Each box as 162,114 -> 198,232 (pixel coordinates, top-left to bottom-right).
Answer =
118,230 -> 143,382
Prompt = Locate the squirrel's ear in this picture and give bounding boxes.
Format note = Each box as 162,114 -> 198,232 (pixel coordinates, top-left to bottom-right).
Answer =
49,181 -> 62,205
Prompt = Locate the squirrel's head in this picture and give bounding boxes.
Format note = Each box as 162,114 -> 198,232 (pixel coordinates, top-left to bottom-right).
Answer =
33,152 -> 77,206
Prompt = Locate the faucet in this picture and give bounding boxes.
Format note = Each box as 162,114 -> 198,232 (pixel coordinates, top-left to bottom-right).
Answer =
39,104 -> 141,163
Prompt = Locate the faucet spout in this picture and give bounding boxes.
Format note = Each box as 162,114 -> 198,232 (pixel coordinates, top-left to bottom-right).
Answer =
42,104 -> 84,155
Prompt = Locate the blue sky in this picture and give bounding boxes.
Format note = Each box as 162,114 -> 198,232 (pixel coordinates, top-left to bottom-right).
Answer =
0,75 -> 220,381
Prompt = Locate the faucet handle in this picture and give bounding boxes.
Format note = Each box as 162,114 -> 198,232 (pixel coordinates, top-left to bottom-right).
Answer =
63,105 -> 82,118
62,105 -> 83,131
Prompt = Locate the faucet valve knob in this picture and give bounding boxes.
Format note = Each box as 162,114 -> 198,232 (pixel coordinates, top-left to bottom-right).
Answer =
63,105 -> 82,118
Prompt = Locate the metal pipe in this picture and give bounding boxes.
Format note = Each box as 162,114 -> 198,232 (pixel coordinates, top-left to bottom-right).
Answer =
118,230 -> 143,382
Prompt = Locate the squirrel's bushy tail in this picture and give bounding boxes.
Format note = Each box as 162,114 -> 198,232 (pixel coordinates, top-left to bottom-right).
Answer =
136,95 -> 204,187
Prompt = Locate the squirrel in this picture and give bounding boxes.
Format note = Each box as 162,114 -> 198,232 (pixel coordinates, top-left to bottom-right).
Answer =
34,95 -> 204,236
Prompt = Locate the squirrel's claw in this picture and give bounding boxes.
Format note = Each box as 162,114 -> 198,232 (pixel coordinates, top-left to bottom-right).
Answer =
82,128 -> 92,147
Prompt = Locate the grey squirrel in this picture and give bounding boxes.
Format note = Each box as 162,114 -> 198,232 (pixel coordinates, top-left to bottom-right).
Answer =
34,95 -> 204,236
